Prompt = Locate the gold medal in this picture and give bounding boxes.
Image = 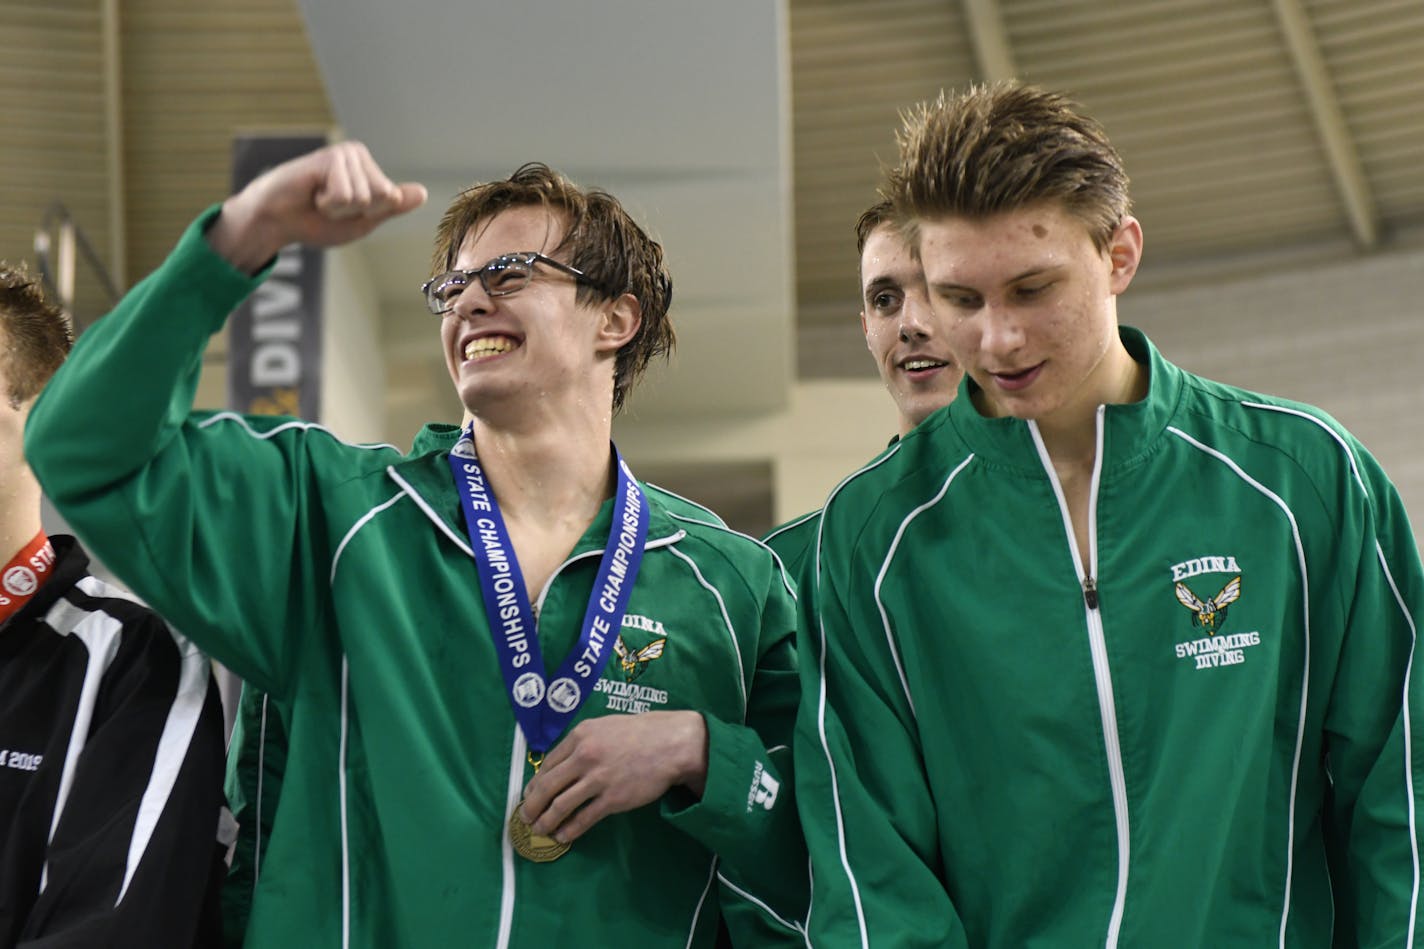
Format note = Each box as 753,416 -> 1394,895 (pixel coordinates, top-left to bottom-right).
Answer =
508,802 -> 570,863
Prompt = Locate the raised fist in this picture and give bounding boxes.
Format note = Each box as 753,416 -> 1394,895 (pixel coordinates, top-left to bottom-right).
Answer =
207,141 -> 428,273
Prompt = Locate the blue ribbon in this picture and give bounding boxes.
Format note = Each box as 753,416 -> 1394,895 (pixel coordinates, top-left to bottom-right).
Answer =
447,426 -> 649,754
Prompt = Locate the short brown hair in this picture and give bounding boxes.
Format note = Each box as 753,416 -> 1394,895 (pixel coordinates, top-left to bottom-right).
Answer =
888,82 -> 1131,252
0,263 -> 73,409
430,163 -> 674,413
855,199 -> 896,255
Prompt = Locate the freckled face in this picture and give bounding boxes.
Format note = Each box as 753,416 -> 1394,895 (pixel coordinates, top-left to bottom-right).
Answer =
859,227 -> 962,434
917,204 -> 1141,427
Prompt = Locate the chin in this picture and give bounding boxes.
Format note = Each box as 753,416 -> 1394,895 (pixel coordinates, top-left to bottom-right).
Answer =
453,377 -> 488,410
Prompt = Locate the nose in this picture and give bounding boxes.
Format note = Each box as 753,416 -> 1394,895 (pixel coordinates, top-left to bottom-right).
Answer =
448,279 -> 493,322
977,304 -> 1025,357
897,299 -> 933,343
897,320 -> 928,344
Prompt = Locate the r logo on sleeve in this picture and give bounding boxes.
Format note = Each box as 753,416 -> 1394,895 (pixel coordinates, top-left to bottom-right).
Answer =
746,761 -> 780,812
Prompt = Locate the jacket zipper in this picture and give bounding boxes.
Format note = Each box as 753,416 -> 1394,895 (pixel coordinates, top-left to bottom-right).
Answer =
1028,406 -> 1129,948
1083,575 -> 1099,610
495,529 -> 686,949
495,552 -> 602,949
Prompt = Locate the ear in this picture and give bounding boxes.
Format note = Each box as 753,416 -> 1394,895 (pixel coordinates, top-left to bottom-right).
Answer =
859,310 -> 870,345
1106,216 -> 1143,294
595,292 -> 642,355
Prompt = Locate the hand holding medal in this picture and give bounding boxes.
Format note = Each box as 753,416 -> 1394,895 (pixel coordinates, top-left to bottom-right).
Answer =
515,709 -> 709,849
448,428 -> 652,863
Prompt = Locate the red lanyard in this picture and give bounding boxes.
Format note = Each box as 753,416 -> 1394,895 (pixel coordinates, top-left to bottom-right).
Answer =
0,532 -> 55,625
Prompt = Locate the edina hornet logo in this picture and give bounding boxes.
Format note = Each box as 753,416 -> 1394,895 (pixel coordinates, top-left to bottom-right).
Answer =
613,634 -> 666,681
1174,576 -> 1241,634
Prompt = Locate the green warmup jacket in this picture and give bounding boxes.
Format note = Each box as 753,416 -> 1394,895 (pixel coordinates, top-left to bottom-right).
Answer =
762,438 -> 901,580
798,327 -> 1424,947
24,210 -> 807,948
221,682 -> 288,947
762,511 -> 821,584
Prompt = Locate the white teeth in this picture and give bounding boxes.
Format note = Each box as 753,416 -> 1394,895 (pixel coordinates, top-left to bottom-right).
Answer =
904,359 -> 946,371
464,336 -> 515,360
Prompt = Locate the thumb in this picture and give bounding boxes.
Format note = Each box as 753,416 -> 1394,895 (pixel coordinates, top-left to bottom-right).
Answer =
394,182 -> 429,213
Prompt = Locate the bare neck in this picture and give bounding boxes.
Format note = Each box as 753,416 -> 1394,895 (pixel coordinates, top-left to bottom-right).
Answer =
1034,341 -> 1148,470
1034,410 -> 1104,475
464,408 -> 616,531
0,468 -> 43,565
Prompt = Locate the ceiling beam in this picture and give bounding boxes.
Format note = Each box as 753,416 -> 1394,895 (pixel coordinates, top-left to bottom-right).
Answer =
1270,0 -> 1378,248
962,0 -> 1018,82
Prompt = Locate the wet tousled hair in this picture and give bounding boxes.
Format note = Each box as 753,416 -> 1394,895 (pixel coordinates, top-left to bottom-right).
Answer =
430,163 -> 675,414
887,82 -> 1131,252
0,262 -> 73,410
855,199 -> 896,256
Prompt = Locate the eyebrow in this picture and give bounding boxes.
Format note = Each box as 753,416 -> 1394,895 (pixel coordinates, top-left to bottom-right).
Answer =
862,275 -> 902,298
930,265 -> 1061,292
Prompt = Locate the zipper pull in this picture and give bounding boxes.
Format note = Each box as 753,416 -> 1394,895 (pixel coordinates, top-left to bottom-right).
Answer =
1083,576 -> 1099,610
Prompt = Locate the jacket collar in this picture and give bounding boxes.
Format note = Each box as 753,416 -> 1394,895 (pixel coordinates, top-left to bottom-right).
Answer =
0,535 -> 90,651
386,426 -> 686,557
943,326 -> 1184,474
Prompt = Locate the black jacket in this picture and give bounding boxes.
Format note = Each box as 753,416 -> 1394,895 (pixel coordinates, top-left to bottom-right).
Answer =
0,536 -> 226,947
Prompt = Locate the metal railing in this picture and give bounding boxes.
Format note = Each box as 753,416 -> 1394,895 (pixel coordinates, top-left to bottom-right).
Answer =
32,202 -> 122,332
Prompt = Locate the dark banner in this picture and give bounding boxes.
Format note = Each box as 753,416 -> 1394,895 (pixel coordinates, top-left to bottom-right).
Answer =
227,134 -> 327,419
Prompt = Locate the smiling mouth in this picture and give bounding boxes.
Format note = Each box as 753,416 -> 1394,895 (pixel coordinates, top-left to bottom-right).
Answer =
902,358 -> 950,373
463,336 -> 517,361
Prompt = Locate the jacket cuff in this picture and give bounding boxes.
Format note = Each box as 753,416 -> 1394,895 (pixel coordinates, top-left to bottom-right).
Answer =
660,713 -> 782,844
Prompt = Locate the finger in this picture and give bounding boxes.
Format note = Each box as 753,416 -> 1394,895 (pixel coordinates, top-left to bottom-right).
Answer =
520,756 -> 580,824
541,729 -> 581,771
314,146 -> 356,218
342,144 -> 373,210
351,142 -> 403,215
534,777 -> 599,838
551,793 -> 610,844
392,182 -> 429,214
519,777 -> 552,825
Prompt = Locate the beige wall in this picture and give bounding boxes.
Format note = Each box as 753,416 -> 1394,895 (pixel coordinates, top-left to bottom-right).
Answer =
1129,243 -> 1424,539
1,3 -> 115,320
616,379 -> 897,525
318,246 -> 388,444
120,0 -> 331,285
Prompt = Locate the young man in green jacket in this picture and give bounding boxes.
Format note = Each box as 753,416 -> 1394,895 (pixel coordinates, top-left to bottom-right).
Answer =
798,82 -> 1424,946
25,144 -> 805,946
762,200 -> 961,575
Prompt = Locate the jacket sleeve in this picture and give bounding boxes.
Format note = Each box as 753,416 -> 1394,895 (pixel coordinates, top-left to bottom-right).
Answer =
1322,442 -> 1424,946
19,614 -> 227,948
23,209 -> 337,697
660,550 -> 808,942
796,511 -> 968,947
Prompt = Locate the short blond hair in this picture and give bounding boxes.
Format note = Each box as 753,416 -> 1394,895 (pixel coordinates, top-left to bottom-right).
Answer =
888,82 -> 1131,252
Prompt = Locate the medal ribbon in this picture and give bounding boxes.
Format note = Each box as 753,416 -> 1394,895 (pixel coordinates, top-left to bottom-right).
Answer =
448,426 -> 648,755
0,532 -> 55,625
